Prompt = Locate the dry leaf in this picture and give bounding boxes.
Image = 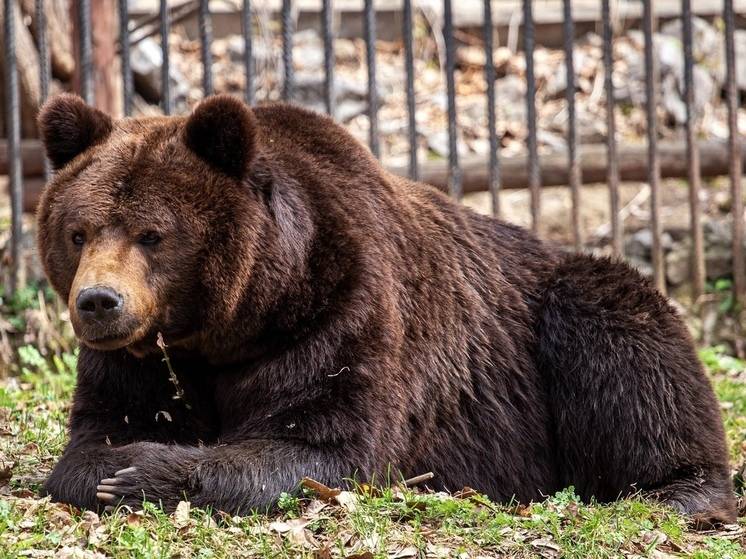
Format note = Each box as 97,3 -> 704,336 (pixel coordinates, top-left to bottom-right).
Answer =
48,503 -> 75,530
304,499 -> 328,517
530,538 -> 561,553
54,546 -> 107,559
356,483 -> 380,497
333,491 -> 358,512
453,487 -> 477,499
512,503 -> 533,517
270,517 -> 317,547
173,500 -> 191,529
389,546 -> 418,558
0,457 -> 15,485
80,510 -> 106,547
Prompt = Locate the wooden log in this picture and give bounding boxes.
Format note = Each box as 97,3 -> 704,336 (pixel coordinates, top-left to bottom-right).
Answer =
0,0 -> 41,138
21,176 -> 46,213
0,140 -> 48,176
388,140 -> 746,193
4,139 -> 746,213
20,0 -> 74,82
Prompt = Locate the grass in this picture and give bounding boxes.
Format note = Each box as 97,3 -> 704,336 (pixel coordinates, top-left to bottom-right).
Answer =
1,307 -> 746,557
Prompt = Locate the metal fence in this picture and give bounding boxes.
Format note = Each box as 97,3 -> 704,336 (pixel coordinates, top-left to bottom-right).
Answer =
2,0 -> 745,307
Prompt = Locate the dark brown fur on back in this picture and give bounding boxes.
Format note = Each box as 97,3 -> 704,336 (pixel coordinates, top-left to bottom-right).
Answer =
37,95 -> 736,522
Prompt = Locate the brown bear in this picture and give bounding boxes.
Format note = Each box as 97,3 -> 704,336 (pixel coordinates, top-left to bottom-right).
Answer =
36,93 -> 736,522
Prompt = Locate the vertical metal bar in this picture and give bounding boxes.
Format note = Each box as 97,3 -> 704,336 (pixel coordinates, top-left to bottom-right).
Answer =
681,0 -> 705,299
483,0 -> 499,216
322,0 -> 334,115
198,0 -> 213,96
78,0 -> 94,104
563,0 -> 581,249
35,0 -> 50,106
364,0 -> 379,157
281,0 -> 293,101
523,0 -> 540,232
160,0 -> 172,114
35,0 -> 52,179
403,0 -> 417,180
4,0 -> 24,293
643,0 -> 665,293
724,0 -> 745,303
242,0 -> 253,105
118,0 -> 133,116
444,0 -> 461,199
602,0 -> 621,255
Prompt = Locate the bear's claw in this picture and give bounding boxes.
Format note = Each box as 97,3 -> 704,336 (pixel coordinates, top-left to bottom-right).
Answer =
96,467 -> 141,508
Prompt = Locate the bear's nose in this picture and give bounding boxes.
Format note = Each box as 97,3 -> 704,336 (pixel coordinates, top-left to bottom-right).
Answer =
76,287 -> 123,323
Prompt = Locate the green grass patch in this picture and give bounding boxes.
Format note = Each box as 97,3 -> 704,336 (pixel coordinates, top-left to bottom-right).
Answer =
0,346 -> 744,557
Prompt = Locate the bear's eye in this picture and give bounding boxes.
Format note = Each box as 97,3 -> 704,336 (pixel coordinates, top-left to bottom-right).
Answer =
138,231 -> 161,246
71,232 -> 86,246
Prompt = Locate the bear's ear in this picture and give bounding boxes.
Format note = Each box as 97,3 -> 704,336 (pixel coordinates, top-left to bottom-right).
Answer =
38,94 -> 114,170
184,95 -> 257,180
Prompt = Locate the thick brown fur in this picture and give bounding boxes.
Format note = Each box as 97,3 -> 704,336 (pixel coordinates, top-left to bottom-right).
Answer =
36,94 -> 736,522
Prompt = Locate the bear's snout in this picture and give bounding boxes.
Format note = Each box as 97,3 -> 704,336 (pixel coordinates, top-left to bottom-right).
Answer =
66,234 -> 157,352
76,286 -> 124,324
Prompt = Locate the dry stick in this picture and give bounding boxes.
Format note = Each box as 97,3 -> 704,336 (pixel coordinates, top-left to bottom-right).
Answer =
401,472 -> 435,488
156,332 -> 191,409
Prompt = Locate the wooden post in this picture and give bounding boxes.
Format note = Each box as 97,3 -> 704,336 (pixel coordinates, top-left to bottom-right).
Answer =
70,0 -> 122,115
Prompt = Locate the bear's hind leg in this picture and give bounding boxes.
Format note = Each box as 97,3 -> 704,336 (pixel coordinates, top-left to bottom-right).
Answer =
537,254 -> 736,523
648,466 -> 736,525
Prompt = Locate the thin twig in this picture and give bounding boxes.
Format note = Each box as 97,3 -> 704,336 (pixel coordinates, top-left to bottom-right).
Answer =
156,332 -> 191,409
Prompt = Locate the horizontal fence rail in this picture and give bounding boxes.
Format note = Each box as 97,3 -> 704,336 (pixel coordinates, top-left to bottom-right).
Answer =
1,0 -> 745,312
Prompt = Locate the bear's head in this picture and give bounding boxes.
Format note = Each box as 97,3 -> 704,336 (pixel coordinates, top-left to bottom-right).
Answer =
36,94 -> 295,358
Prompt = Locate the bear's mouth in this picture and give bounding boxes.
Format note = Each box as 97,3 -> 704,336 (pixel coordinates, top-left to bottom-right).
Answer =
79,321 -> 151,352
82,332 -> 137,351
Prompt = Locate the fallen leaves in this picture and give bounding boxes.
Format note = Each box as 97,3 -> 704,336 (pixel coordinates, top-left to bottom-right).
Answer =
270,517 -> 318,548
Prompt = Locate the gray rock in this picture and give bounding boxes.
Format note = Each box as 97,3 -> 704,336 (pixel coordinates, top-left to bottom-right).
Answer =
662,72 -> 687,125
335,100 -> 368,122
660,17 -> 721,68
626,229 -> 674,260
704,219 -> 734,247
130,37 -> 164,102
655,33 -> 684,77
706,245 -> 735,281
544,63 -> 567,99
666,244 -> 691,286
426,130 -> 468,159
495,75 -> 526,105
130,37 -> 189,107
292,30 -> 324,72
225,35 -> 274,66
627,256 -> 654,278
735,30 -> 746,92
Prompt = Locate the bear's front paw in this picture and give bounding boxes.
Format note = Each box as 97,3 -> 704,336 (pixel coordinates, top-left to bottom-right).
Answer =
97,466 -> 148,510
96,442 -> 201,512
